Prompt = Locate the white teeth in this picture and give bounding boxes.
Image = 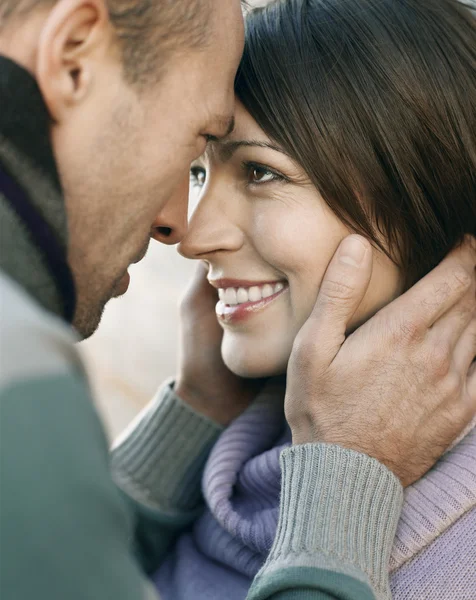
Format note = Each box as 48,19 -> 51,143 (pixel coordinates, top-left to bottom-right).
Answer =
217,282 -> 286,306
223,288 -> 238,305
248,286 -> 262,302
237,288 -> 249,303
262,284 -> 274,298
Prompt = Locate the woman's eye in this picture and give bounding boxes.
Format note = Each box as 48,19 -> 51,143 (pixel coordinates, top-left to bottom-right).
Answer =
244,162 -> 285,186
190,166 -> 206,189
249,166 -> 276,184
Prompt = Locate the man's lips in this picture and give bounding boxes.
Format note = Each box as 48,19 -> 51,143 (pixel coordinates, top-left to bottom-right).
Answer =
133,242 -> 150,265
113,271 -> 131,297
111,242 -> 149,299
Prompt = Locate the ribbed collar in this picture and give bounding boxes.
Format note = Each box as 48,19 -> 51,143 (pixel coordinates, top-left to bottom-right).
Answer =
0,56 -> 75,321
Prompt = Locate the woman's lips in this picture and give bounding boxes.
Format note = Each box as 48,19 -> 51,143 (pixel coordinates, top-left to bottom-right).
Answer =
215,282 -> 288,323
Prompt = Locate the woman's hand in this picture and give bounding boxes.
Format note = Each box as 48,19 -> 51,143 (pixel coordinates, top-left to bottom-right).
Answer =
175,262 -> 264,426
285,235 -> 476,487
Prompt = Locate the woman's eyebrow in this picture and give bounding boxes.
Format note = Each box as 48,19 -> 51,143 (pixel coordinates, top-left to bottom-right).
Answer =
210,139 -> 289,162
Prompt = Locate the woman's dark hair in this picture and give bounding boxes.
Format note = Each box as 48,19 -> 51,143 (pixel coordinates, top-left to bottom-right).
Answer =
236,0 -> 476,287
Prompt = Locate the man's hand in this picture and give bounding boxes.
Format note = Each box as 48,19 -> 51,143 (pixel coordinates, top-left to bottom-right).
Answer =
175,262 -> 264,426
285,235 -> 476,487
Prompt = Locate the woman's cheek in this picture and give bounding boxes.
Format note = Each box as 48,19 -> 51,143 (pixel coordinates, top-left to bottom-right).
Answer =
250,200 -> 320,268
250,191 -> 352,324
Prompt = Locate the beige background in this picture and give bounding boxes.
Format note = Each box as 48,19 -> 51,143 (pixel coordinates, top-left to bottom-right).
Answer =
80,244 -> 194,440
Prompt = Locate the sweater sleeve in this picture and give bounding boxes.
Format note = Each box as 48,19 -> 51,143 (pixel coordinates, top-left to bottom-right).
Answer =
246,444 -> 404,600
110,381 -> 224,573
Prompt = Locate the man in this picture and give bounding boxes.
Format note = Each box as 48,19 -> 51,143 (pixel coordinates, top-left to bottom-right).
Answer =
0,1 -> 475,599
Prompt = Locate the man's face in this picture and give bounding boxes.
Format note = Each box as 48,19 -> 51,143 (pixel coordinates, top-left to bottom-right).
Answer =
45,0 -> 244,337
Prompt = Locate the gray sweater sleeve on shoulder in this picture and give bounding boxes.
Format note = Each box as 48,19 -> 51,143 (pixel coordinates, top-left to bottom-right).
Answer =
0,371 -> 162,600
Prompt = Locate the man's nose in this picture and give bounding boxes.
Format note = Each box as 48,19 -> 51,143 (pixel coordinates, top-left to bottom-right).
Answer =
150,176 -> 189,245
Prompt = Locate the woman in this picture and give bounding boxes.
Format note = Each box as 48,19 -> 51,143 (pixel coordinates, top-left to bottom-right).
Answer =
155,0 -> 476,598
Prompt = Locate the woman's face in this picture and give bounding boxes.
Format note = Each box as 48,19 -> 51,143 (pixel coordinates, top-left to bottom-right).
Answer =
179,101 -> 403,378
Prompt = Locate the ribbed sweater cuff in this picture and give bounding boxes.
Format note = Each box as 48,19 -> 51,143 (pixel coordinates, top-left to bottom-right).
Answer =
111,381 -> 223,516
258,444 -> 403,600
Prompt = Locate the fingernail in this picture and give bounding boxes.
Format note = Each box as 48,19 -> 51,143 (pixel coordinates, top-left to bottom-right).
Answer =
338,235 -> 368,266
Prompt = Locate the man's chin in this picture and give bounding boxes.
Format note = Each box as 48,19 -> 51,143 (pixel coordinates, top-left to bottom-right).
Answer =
73,303 -> 104,340
73,275 -> 126,339
73,259 -> 140,337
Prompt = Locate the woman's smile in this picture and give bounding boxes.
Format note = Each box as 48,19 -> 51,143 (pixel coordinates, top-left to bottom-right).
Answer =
211,279 -> 288,323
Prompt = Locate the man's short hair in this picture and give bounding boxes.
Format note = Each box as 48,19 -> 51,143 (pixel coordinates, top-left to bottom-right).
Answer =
0,0 -> 211,86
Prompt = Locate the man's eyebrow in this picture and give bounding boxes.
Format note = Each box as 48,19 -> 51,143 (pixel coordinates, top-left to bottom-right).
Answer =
211,139 -> 288,162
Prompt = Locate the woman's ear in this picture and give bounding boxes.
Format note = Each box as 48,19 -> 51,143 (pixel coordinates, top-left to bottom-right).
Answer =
35,0 -> 111,122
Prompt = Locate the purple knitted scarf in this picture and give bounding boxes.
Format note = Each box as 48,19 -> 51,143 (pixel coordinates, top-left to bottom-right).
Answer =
154,384 -> 476,599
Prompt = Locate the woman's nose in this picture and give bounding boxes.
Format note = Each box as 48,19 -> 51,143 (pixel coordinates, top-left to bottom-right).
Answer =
178,190 -> 244,260
150,176 -> 189,245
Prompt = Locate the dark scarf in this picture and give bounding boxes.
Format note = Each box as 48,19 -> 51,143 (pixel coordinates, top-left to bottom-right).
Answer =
0,55 -> 75,321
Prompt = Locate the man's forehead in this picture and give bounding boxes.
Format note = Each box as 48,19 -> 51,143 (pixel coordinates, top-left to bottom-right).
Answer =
217,115 -> 236,138
219,106 -> 267,143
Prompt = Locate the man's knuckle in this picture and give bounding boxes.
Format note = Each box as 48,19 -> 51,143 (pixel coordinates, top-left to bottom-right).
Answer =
321,278 -> 355,303
457,301 -> 475,323
291,335 -> 318,365
429,343 -> 452,378
285,393 -> 318,433
452,267 -> 473,295
397,317 -> 422,344
432,280 -> 452,304
442,371 -> 463,401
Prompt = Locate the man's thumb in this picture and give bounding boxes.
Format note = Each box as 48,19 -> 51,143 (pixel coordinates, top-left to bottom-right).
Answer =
302,235 -> 373,365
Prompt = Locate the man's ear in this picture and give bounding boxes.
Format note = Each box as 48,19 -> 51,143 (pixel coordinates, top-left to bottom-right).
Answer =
35,0 -> 112,122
